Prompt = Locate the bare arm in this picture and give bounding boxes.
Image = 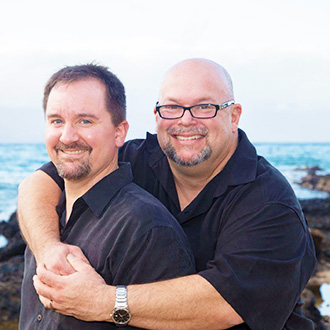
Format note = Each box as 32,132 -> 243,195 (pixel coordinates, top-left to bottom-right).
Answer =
34,255 -> 243,330
128,274 -> 243,330
18,170 -> 86,274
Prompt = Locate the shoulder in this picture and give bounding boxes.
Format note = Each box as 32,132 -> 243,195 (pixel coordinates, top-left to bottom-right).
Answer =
112,181 -> 182,232
255,156 -> 299,206
119,133 -> 159,160
225,156 -> 306,228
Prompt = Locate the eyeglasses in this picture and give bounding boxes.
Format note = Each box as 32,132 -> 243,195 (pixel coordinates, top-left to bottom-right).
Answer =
155,100 -> 235,119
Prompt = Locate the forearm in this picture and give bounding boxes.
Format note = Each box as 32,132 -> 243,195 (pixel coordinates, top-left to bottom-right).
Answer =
17,170 -> 62,262
35,257 -> 243,328
127,274 -> 243,330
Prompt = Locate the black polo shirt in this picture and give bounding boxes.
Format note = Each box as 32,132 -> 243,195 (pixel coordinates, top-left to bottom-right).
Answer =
19,163 -> 195,330
37,129 -> 316,329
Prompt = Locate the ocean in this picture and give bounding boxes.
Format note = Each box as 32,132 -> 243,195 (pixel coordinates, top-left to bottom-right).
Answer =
1,142 -> 330,245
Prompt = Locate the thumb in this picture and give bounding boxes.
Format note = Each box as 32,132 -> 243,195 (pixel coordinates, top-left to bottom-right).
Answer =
66,253 -> 92,272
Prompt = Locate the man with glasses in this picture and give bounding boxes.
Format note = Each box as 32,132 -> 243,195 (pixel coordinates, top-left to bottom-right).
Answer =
18,58 -> 316,329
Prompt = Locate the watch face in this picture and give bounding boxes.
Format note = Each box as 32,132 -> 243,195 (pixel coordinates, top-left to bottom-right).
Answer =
113,309 -> 131,324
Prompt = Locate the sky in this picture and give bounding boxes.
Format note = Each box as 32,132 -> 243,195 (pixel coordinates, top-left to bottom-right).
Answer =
0,0 -> 329,143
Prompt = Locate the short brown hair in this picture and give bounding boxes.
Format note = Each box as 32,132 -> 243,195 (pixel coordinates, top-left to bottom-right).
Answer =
43,63 -> 126,126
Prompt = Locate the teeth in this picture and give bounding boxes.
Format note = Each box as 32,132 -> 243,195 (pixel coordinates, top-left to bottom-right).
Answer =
176,135 -> 203,141
62,150 -> 86,154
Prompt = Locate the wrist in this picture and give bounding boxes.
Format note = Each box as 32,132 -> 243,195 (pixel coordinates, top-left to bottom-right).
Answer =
110,285 -> 131,326
103,285 -> 116,322
34,239 -> 62,264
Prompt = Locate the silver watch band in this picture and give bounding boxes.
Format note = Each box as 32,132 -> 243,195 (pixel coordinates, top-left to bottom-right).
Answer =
115,285 -> 128,308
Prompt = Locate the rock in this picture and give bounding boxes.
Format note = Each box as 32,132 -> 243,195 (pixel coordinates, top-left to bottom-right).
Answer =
0,255 -> 24,323
298,173 -> 330,195
302,288 -> 328,330
295,166 -> 322,176
299,199 -> 330,231
0,212 -> 26,262
0,212 -> 25,324
310,228 -> 325,260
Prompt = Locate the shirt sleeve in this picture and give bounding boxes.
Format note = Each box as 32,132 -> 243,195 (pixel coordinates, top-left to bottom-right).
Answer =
39,161 -> 64,191
199,202 -> 316,330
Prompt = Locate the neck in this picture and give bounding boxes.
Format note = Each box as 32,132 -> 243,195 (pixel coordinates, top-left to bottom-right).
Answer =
170,134 -> 238,211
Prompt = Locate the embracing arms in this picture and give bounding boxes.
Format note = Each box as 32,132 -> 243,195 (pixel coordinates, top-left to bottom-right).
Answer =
34,256 -> 243,330
17,170 -> 243,329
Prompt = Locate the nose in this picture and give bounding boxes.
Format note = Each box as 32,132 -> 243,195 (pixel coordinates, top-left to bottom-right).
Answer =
178,108 -> 197,125
59,124 -> 79,145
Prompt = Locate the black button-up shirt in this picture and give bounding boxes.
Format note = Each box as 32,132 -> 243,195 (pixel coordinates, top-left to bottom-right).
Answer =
118,129 -> 316,330
19,163 -> 195,330
37,129 -> 316,329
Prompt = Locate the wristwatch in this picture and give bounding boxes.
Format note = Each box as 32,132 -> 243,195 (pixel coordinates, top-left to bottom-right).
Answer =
111,285 -> 131,326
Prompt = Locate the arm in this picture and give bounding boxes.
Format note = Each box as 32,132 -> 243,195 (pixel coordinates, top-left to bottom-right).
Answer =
18,170 -> 85,274
34,255 -> 243,330
128,274 -> 243,330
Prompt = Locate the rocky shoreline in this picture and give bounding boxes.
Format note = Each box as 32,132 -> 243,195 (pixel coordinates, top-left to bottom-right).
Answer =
0,212 -> 25,329
1,170 -> 330,329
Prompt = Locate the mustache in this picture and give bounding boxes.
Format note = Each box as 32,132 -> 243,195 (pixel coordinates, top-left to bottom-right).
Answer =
167,127 -> 209,136
55,142 -> 92,152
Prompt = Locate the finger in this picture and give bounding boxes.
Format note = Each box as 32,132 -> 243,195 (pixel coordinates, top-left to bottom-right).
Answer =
70,246 -> 90,264
57,261 -> 77,276
38,293 -> 51,308
49,299 -> 55,311
33,272 -> 62,303
36,263 -> 64,288
33,275 -> 54,300
38,294 -> 56,312
66,253 -> 93,272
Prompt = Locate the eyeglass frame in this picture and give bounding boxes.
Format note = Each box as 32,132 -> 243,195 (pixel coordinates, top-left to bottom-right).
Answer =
155,100 -> 235,119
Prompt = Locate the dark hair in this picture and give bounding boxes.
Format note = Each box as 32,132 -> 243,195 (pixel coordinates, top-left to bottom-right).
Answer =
43,63 -> 126,126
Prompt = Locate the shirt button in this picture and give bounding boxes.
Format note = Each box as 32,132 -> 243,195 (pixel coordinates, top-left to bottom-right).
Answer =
37,314 -> 42,322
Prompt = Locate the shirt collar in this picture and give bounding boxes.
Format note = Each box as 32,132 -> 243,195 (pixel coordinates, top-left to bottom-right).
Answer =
56,162 -> 134,219
217,129 -> 258,187
144,129 -> 258,199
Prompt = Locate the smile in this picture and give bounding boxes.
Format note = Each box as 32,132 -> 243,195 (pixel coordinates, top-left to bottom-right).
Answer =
174,135 -> 204,141
60,149 -> 87,154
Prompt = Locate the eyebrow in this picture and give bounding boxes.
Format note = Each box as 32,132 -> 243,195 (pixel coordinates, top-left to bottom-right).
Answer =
46,113 -> 99,120
162,97 -> 217,105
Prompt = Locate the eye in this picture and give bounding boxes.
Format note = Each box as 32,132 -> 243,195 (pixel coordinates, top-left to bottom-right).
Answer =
80,119 -> 92,125
161,105 -> 181,110
52,119 -> 63,125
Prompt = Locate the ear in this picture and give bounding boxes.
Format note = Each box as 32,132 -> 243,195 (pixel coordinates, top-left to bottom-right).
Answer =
115,120 -> 129,148
154,107 -> 159,133
231,103 -> 242,133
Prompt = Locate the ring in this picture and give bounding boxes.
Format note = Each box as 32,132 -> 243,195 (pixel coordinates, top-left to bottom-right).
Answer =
49,300 -> 55,311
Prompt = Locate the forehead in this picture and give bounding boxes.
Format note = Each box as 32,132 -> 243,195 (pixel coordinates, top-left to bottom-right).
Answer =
159,61 -> 230,104
46,79 -> 107,115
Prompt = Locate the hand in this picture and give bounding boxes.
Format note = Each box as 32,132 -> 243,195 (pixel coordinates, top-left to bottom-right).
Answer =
36,242 -> 88,275
33,254 -> 114,322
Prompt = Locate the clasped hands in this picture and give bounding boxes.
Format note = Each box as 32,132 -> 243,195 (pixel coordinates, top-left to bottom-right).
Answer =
33,243 -> 114,322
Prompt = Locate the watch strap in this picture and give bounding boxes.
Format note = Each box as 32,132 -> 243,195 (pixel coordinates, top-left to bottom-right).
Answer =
115,285 -> 128,309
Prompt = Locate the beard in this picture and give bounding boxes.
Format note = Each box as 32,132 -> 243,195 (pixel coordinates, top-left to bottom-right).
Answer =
56,160 -> 91,180
162,127 -> 212,167
54,142 -> 92,180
